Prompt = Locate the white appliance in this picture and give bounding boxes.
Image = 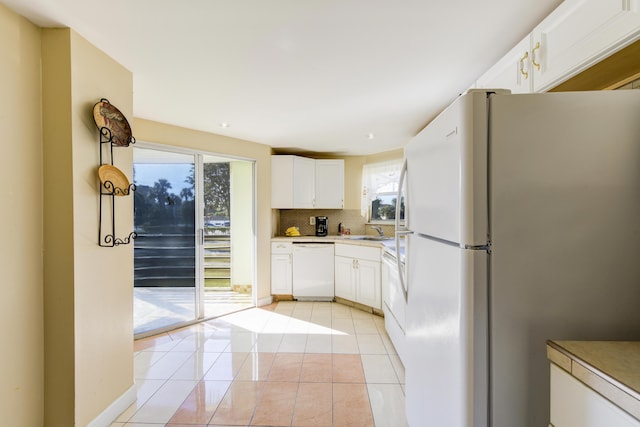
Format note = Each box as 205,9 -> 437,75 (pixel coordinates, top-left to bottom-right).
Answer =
382,250 -> 406,363
397,89 -> 640,427
292,243 -> 335,301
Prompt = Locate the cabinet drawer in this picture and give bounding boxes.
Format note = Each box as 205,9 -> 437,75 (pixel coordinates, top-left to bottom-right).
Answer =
335,243 -> 381,262
271,241 -> 293,254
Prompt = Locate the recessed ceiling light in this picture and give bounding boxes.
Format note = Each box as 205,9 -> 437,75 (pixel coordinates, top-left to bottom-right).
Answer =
367,133 -> 375,140
220,122 -> 229,128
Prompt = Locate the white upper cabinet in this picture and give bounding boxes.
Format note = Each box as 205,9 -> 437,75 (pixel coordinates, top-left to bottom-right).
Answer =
476,35 -> 533,94
271,155 -> 315,209
271,156 -> 344,209
475,0 -> 640,94
293,157 -> 316,208
532,0 -> 640,92
315,159 -> 344,209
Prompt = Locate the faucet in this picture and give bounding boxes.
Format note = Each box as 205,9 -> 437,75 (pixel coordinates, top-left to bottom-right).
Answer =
370,225 -> 384,236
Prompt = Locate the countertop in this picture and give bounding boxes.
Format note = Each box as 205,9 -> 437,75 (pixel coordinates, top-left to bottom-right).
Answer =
547,340 -> 640,419
272,235 -> 398,253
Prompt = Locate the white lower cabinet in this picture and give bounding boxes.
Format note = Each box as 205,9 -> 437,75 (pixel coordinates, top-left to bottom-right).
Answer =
355,259 -> 380,308
334,243 -> 381,309
271,242 -> 292,294
335,255 -> 357,301
550,363 -> 640,427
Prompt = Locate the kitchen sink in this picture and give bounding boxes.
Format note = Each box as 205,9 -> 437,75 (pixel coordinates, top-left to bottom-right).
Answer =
346,235 -> 393,241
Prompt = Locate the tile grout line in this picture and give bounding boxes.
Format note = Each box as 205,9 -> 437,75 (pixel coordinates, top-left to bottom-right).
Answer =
124,301 -> 395,427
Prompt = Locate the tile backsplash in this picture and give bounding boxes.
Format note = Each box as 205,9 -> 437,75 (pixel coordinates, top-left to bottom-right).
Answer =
275,209 -> 397,237
278,209 -> 365,236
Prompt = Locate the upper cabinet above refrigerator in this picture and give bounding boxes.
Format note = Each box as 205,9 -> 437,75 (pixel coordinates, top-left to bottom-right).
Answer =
531,0 -> 640,92
476,35 -> 533,94
475,0 -> 640,94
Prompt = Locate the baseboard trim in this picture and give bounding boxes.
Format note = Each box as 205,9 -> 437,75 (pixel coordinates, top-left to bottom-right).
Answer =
86,384 -> 136,427
257,296 -> 273,307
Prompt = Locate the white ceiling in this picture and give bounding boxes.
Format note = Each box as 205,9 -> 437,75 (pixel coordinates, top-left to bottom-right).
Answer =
3,0 -> 563,155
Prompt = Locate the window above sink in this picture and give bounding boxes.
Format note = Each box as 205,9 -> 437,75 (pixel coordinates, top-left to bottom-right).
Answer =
361,160 -> 404,223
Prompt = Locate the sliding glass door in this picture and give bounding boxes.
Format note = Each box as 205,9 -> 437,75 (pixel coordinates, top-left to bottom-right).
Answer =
132,146 -> 255,336
133,149 -> 197,335
202,156 -> 254,318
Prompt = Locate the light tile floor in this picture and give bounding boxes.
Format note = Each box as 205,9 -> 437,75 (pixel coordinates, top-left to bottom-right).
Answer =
134,288 -> 254,335
114,301 -> 408,427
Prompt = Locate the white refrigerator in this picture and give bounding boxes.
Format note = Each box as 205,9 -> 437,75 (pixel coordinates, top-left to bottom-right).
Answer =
399,89 -> 640,427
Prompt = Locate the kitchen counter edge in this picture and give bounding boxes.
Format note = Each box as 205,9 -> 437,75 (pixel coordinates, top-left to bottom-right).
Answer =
547,340 -> 640,420
272,235 -> 397,254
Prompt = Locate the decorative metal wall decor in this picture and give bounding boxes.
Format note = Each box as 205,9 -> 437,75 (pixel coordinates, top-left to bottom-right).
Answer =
94,98 -> 137,247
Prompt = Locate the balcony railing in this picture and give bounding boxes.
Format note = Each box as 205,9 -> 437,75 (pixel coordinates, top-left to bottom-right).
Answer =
134,226 -> 231,289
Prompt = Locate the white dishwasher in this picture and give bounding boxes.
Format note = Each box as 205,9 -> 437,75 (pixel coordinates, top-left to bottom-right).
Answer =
292,243 -> 335,301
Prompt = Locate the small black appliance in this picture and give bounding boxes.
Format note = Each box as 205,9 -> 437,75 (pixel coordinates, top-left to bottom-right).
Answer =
315,216 -> 328,236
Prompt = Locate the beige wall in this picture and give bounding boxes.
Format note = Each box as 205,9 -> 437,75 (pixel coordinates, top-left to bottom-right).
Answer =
70,30 -> 135,426
134,119 -> 273,303
41,28 -> 76,426
42,28 -> 134,426
0,5 -> 44,426
230,161 -> 254,287
363,148 -> 404,165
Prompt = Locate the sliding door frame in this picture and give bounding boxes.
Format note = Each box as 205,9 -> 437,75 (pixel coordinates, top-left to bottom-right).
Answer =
133,141 -> 257,338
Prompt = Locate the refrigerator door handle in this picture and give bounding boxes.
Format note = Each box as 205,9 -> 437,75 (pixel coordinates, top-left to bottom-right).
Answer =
396,232 -> 410,303
395,158 -> 410,302
395,158 -> 408,233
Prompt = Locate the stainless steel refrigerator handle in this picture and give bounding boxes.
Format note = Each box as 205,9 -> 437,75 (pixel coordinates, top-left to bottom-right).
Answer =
395,158 -> 410,302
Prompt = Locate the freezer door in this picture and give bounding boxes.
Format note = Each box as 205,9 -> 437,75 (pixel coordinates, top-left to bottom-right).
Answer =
405,235 -> 488,427
404,91 -> 489,247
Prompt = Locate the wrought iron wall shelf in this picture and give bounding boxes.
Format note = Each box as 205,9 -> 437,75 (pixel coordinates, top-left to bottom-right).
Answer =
95,98 -> 137,247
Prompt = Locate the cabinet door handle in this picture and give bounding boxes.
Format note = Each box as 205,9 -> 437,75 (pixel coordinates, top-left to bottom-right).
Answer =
519,51 -> 529,79
531,42 -> 541,70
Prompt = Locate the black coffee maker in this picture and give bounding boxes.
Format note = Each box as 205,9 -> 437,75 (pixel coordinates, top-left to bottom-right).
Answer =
315,216 -> 328,236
